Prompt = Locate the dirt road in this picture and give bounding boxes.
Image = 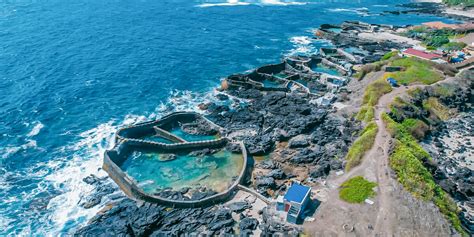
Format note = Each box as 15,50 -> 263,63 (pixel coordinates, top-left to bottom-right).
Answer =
304,81 -> 453,236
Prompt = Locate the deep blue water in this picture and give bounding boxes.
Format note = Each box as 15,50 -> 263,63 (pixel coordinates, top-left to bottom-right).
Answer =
0,0 -> 456,235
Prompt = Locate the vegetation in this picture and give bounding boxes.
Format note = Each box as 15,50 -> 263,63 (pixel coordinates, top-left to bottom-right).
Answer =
433,84 -> 456,97
443,0 -> 474,7
339,176 -> 377,203
400,118 -> 429,140
362,78 -> 393,106
441,42 -> 467,51
355,105 -> 374,122
386,57 -> 443,85
405,27 -> 466,50
354,53 -> 401,80
423,97 -> 452,120
382,113 -> 466,235
381,51 -> 399,60
345,122 -> 378,171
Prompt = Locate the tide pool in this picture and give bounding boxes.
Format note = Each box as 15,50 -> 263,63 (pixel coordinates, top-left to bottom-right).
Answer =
121,150 -> 244,194
0,0 -> 457,234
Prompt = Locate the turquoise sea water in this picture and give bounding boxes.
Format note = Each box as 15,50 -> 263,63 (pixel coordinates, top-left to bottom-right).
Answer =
0,0 -> 457,235
121,150 -> 243,194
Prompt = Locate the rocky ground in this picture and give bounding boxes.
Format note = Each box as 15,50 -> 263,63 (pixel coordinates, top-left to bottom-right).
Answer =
387,69 -> 474,233
74,5 -> 473,234
75,61 -> 359,235
422,112 -> 474,231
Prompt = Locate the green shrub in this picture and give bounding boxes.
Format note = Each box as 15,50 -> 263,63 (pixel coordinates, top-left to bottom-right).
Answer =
339,176 -> 377,203
345,122 -> 378,171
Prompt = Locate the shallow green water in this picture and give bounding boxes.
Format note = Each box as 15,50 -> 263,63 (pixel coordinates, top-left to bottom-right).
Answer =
170,127 -> 218,142
120,150 -> 244,194
311,64 -> 340,76
262,79 -> 284,88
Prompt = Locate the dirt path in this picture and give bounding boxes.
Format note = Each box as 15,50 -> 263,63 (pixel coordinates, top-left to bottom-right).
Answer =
304,79 -> 454,236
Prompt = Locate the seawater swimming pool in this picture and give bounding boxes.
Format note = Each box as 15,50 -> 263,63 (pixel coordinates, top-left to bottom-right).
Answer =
120,150 -> 244,194
0,0 -> 458,234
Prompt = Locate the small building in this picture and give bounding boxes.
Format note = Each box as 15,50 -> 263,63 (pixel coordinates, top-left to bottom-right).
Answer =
277,182 -> 312,224
402,48 -> 442,61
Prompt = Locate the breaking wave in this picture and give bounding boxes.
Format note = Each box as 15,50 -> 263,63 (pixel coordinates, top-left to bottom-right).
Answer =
26,121 -> 44,137
38,89 -> 223,234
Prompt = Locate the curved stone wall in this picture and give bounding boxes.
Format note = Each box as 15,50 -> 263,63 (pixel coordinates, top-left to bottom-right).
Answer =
103,141 -> 249,208
104,112 -> 250,208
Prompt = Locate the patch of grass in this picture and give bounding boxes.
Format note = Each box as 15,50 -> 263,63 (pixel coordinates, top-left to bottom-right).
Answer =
382,113 -> 466,235
443,0 -> 474,7
355,105 -> 375,122
345,122 -> 378,171
432,84 -> 456,97
401,118 -> 429,140
362,78 -> 393,106
441,42 -> 467,51
381,51 -> 398,60
339,176 -> 377,203
423,97 -> 452,120
387,57 -> 443,85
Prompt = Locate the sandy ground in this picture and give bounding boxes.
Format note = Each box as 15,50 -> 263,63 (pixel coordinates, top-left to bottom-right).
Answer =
303,76 -> 456,236
358,32 -> 421,46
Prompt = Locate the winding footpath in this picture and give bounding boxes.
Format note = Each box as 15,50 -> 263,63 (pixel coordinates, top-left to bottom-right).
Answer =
304,72 -> 462,236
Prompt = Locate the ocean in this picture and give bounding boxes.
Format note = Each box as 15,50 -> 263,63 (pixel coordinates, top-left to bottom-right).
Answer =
0,0 -> 456,235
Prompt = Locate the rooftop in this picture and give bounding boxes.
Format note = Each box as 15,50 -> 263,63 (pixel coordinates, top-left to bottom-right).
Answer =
403,48 -> 441,60
422,21 -> 458,30
284,183 -> 311,204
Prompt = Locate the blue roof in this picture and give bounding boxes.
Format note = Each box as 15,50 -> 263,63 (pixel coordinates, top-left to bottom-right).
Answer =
284,183 -> 311,204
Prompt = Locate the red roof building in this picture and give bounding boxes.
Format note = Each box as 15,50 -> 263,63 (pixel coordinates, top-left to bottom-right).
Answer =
403,48 -> 442,60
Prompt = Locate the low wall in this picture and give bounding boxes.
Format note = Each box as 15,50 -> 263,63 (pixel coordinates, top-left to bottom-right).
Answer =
116,112 -> 221,144
103,142 -> 250,208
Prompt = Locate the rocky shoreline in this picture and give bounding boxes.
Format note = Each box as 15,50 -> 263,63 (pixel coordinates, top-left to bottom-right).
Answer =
74,3 -> 474,235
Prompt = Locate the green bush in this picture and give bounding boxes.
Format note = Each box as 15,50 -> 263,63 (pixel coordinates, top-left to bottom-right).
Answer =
339,176 -> 377,203
345,122 -> 378,171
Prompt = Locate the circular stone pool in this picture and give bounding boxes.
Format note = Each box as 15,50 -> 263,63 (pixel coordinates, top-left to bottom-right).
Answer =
120,150 -> 244,194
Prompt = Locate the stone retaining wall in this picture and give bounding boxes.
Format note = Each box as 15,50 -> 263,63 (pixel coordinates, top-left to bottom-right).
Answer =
103,141 -> 250,208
